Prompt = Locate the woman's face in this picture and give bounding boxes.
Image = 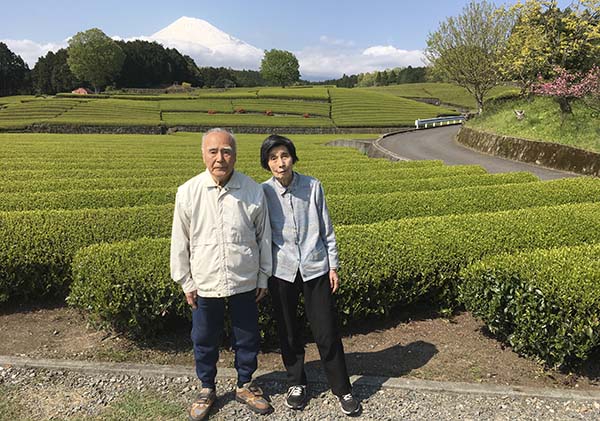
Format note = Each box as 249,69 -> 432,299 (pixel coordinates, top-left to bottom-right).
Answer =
267,145 -> 294,185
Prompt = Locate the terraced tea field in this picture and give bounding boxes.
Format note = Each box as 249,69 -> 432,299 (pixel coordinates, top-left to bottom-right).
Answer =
0,86 -> 457,131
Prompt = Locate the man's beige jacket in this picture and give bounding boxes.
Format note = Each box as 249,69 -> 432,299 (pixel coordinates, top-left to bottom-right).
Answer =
170,170 -> 272,297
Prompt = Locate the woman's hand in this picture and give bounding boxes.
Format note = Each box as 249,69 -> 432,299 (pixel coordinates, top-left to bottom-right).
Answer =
256,288 -> 268,302
329,269 -> 339,293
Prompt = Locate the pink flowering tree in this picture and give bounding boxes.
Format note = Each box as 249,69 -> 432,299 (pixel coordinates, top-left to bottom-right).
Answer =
532,66 -> 600,115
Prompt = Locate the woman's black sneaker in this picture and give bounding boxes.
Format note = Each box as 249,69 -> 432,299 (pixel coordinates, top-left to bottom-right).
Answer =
338,393 -> 361,415
285,385 -> 307,409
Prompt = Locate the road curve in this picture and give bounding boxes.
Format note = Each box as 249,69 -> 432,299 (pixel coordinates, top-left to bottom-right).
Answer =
380,126 -> 577,180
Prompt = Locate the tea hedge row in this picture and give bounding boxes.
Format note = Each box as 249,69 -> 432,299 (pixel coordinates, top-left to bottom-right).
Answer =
0,168 -> 522,196
327,177 -> 600,225
334,202 -> 600,324
0,163 -> 485,183
460,244 -> 600,367
161,111 -> 334,127
322,172 -> 537,195
0,205 -> 173,304
0,188 -> 176,211
67,202 -> 600,337
0,154 -> 436,172
0,159 -> 443,194
230,99 -> 330,116
52,99 -> 161,126
0,172 -> 553,213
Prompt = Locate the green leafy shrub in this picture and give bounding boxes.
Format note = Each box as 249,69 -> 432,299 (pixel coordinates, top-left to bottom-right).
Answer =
328,177 -> 600,225
0,187 -> 175,211
0,205 -> 172,304
69,238 -> 185,335
66,202 -> 600,336
335,202 -> 600,322
460,244 -> 600,367
322,172 -> 537,195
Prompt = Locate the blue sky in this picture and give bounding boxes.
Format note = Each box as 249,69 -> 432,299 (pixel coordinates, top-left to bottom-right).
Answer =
1,0 -> 574,79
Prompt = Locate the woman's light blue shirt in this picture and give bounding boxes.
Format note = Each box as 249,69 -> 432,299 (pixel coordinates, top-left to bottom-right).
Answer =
262,172 -> 339,283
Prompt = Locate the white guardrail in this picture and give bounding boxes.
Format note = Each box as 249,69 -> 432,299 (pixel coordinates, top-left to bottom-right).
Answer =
415,115 -> 465,129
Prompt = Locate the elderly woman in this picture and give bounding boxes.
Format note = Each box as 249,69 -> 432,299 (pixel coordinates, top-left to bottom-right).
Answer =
260,134 -> 361,416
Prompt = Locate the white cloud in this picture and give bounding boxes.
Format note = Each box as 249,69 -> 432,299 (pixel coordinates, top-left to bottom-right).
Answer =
296,43 -> 426,80
1,39 -> 67,67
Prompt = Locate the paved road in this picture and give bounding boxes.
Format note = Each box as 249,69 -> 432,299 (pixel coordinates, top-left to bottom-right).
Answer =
380,126 -> 578,180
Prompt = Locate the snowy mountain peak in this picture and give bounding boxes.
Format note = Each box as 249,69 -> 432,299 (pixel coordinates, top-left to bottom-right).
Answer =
151,16 -> 249,50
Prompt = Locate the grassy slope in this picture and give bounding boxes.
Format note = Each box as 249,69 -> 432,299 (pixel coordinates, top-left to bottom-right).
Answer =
330,88 -> 457,127
467,96 -> 600,153
367,83 -> 519,110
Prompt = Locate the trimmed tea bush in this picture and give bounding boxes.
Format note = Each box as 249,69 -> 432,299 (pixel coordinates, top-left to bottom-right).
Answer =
69,238 -> 186,336
0,188 -> 175,211
460,244 -> 600,367
328,177 -> 600,225
0,205 -> 172,304
67,202 -> 600,336
334,202 -> 600,323
322,172 -> 537,195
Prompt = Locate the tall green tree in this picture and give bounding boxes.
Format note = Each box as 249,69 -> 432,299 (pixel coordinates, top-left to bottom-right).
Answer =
500,0 -> 600,94
260,49 -> 300,87
0,42 -> 30,96
32,49 -> 80,94
425,1 -> 515,113
67,28 -> 125,92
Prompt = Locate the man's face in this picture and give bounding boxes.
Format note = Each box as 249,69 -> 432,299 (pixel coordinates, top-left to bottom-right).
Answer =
202,132 -> 236,185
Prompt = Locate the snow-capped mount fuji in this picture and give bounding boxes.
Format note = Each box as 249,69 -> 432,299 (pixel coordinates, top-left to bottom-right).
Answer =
148,16 -> 263,69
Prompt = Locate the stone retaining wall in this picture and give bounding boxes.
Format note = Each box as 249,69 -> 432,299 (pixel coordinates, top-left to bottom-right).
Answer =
24,124 -> 165,135
169,126 -> 410,135
4,124 -> 413,135
456,127 -> 600,176
326,129 -> 414,161
326,139 -> 373,154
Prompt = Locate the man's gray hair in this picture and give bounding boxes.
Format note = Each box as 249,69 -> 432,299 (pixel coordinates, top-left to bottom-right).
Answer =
201,128 -> 237,153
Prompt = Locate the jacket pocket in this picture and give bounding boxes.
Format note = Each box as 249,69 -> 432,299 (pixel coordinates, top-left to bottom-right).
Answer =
307,244 -> 326,261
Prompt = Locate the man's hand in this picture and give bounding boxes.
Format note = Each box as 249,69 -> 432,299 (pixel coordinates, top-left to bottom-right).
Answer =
329,269 -> 340,294
256,288 -> 268,303
185,290 -> 198,309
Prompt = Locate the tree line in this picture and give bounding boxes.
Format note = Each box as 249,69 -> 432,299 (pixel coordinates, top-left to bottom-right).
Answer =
314,66 -> 427,88
0,36 -> 296,95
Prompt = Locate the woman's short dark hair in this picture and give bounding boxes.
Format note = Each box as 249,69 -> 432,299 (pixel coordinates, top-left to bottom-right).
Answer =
260,134 -> 299,170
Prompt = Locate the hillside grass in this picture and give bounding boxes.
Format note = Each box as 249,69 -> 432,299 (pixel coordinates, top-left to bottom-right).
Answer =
466,96 -> 600,153
367,83 -> 519,110
330,88 -> 458,127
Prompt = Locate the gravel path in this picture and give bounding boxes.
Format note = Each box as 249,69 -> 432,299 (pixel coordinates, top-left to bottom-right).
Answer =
2,365 -> 600,420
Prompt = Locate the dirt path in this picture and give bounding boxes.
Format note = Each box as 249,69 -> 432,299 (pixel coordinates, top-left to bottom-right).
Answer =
2,303 -> 598,390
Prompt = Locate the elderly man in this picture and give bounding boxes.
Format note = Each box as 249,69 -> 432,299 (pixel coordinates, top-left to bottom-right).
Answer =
170,128 -> 273,420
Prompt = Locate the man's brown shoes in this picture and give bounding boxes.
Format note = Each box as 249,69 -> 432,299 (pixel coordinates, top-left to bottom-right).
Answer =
189,388 -> 216,421
235,382 -> 273,415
